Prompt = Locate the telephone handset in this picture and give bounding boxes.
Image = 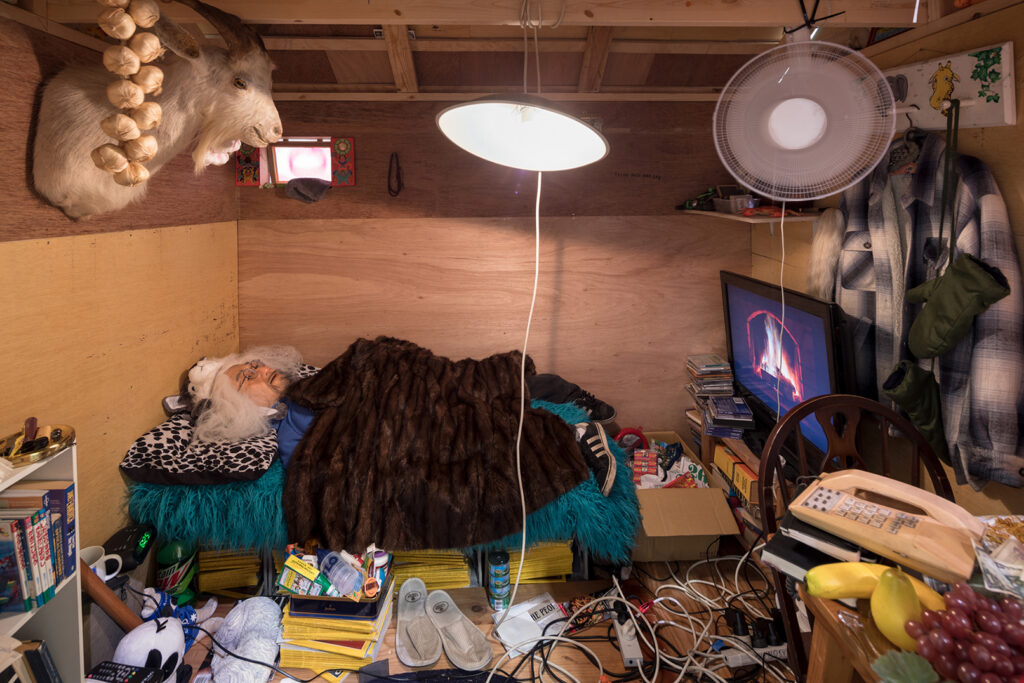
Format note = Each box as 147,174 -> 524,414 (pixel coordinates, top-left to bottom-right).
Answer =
789,470 -> 985,584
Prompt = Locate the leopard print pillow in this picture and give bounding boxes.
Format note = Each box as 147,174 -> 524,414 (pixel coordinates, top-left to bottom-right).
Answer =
121,364 -> 320,485
120,413 -> 278,485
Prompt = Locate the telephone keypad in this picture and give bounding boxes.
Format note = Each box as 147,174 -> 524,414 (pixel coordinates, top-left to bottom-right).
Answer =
801,486 -> 842,512
830,496 -> 919,533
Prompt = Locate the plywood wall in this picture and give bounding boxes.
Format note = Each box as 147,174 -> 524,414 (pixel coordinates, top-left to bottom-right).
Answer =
239,100 -> 734,219
0,224 -> 239,547
3,20 -> 242,547
239,214 -> 752,433
751,3 -> 1024,514
0,19 -> 237,242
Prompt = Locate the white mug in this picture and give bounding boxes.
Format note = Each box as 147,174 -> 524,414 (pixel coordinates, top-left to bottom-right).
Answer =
80,545 -> 122,581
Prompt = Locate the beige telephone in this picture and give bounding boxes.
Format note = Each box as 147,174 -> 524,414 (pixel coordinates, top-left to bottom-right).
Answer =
789,470 -> 985,584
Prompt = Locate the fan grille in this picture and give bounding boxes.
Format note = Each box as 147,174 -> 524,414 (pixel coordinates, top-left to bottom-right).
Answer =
713,41 -> 895,201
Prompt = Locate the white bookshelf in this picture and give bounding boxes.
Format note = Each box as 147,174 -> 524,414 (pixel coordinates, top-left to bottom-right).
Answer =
0,444 -> 82,681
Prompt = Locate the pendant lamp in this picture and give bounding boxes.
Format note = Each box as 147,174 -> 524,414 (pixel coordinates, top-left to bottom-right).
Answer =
436,93 -> 609,172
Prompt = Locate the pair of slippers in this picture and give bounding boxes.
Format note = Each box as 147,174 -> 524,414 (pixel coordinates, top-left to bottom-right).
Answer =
395,578 -> 493,671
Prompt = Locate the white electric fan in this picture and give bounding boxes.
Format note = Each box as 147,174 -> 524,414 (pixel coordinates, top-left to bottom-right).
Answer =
713,41 -> 895,201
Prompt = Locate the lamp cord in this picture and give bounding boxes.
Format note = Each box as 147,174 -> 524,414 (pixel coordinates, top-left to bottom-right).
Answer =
494,170 -> 543,637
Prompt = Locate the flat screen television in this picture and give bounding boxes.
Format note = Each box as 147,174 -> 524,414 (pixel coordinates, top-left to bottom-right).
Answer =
720,271 -> 854,455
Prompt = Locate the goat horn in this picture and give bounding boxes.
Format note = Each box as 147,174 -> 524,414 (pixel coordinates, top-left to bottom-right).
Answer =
173,0 -> 265,59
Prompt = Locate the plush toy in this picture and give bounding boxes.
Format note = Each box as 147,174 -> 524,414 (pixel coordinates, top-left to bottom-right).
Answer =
211,597 -> 282,683
140,587 -> 221,652
113,618 -> 186,682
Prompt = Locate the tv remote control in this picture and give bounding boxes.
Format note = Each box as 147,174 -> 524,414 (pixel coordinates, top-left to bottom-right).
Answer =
87,661 -> 164,682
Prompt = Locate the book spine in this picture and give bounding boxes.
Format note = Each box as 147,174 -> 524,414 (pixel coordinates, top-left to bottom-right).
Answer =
11,520 -> 35,610
59,485 -> 75,581
31,511 -> 55,603
24,641 -> 62,683
21,514 -> 44,606
20,646 -> 51,683
49,512 -> 64,586
2,519 -> 30,612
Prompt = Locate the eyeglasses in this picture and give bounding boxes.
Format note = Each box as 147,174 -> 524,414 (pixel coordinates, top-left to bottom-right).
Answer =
237,360 -> 263,389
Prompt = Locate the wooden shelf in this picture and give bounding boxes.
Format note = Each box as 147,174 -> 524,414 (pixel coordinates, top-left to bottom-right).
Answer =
681,210 -> 821,224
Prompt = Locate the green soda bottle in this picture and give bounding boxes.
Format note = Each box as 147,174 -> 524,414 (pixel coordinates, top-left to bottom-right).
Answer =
155,540 -> 198,605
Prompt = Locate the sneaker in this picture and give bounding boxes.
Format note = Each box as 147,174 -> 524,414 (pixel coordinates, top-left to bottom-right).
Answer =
573,388 -> 617,424
527,374 -> 617,424
578,422 -> 617,497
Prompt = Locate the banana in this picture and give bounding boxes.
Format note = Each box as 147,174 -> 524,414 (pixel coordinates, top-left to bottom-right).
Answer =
804,562 -> 944,611
871,567 -> 922,650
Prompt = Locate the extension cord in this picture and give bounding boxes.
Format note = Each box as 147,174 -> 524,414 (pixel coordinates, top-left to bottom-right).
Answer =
722,644 -> 788,668
613,618 -> 644,668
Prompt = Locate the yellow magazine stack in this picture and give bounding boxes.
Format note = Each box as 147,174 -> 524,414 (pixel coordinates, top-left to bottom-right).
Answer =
197,549 -> 261,592
506,541 -> 574,583
279,578 -> 395,673
390,549 -> 471,591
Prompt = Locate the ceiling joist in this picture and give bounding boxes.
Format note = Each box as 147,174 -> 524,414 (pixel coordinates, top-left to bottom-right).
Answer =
260,35 -> 780,55
43,0 -> 925,28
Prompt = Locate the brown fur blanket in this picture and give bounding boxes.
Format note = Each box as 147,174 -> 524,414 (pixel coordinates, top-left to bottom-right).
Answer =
282,337 -> 588,551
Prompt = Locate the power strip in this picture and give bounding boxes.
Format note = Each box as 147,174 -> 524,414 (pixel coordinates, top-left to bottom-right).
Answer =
613,618 -> 644,668
722,644 -> 789,668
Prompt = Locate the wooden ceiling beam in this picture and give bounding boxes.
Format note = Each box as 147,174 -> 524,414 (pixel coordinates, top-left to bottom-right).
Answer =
383,24 -> 419,92
44,0 -> 926,28
273,85 -> 722,102
261,35 -> 778,55
577,26 -> 613,93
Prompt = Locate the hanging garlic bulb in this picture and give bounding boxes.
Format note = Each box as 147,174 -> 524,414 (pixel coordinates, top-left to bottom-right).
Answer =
128,32 -> 164,63
102,45 -> 141,77
98,7 -> 136,40
91,144 -> 130,173
107,79 -> 145,109
127,0 -> 160,28
131,65 -> 163,95
101,112 -> 141,141
113,161 -> 151,187
96,0 -> 130,7
130,101 -> 162,131
123,135 -> 158,163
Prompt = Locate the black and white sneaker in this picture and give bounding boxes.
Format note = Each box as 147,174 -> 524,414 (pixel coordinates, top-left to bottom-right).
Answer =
574,388 -> 617,424
578,422 -> 617,497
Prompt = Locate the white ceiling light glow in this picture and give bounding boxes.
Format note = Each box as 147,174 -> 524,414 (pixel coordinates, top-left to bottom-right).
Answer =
437,94 -> 609,172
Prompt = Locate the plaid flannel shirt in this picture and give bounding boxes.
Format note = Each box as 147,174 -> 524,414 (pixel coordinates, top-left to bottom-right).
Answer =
838,133 -> 1024,488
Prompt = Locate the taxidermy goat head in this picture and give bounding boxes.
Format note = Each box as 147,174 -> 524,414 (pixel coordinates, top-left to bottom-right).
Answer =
33,0 -> 282,219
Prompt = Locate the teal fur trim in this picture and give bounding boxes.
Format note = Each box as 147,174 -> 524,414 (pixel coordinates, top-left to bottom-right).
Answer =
127,461 -> 288,551
469,400 -> 640,566
126,401 -> 639,562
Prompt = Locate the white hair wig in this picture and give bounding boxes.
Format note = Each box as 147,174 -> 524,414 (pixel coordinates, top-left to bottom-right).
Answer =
192,345 -> 304,443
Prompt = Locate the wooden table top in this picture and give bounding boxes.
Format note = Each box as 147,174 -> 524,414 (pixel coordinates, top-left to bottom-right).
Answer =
185,560 -> 791,682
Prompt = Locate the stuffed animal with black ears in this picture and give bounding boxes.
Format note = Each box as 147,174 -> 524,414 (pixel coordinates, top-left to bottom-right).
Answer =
113,618 -> 190,682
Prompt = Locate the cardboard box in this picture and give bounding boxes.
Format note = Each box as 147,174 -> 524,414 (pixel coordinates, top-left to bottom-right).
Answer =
632,432 -> 739,562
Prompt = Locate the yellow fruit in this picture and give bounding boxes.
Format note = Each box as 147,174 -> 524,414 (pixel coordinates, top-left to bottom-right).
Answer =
804,562 -> 944,611
871,567 -> 922,650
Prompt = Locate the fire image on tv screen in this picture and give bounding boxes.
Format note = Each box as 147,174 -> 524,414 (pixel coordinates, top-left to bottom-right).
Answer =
725,282 -> 835,453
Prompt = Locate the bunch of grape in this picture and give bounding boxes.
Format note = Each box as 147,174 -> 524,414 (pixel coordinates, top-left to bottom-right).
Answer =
904,581 -> 1024,683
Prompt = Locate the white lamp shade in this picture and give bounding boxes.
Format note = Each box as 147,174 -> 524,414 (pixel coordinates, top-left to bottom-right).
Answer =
436,94 -> 609,172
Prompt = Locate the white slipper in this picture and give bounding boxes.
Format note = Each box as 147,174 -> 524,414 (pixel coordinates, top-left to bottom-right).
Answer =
426,590 -> 493,671
395,578 -> 442,668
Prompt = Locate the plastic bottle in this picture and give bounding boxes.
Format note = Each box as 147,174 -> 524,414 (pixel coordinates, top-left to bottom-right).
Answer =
321,551 -> 362,596
155,540 -> 198,605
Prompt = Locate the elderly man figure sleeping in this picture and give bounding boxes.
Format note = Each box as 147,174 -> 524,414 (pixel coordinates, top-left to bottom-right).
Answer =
182,337 -> 618,553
